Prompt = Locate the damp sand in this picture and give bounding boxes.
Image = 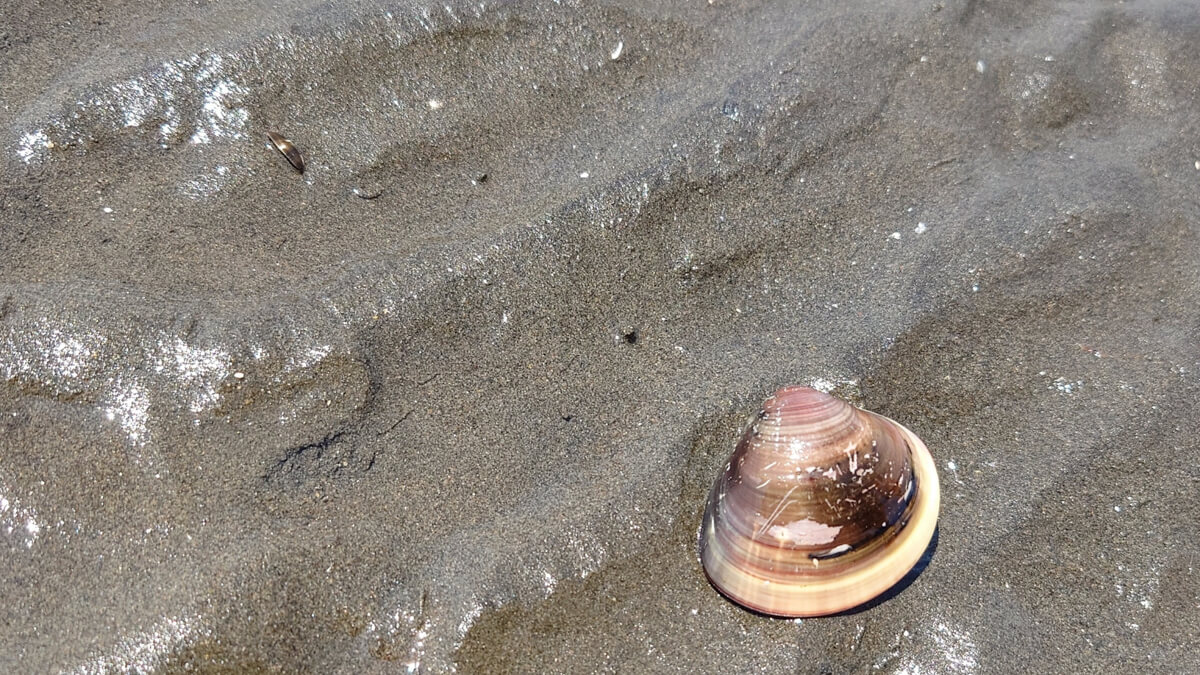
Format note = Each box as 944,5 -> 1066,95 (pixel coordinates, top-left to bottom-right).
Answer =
2,0 -> 1199,672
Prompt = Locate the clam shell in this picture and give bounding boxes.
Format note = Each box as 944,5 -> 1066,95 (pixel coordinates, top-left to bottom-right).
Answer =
699,386 -> 939,617
266,131 -> 305,173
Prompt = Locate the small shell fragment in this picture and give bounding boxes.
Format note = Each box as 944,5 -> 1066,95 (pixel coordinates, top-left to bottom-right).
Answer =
266,131 -> 305,173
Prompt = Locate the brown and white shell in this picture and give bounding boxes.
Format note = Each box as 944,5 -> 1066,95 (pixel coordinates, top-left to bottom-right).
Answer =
698,386 -> 940,617
266,131 -> 305,173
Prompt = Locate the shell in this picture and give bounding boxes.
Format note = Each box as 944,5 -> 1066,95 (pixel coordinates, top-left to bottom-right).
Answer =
266,131 -> 305,173
698,386 -> 939,617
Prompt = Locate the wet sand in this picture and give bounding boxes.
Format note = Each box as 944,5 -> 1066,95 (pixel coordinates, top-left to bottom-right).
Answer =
2,0 -> 1199,672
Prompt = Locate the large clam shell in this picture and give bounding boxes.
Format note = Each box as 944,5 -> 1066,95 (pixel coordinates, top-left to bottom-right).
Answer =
699,386 -> 940,617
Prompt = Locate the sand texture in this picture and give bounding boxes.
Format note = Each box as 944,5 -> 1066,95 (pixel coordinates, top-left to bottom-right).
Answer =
2,0 -> 1199,672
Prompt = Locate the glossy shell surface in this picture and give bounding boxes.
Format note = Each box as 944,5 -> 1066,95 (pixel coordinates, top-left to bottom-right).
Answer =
266,131 -> 305,173
699,386 -> 939,617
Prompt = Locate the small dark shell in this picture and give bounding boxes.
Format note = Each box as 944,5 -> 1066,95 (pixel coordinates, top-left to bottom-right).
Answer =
266,131 -> 305,173
698,386 -> 940,617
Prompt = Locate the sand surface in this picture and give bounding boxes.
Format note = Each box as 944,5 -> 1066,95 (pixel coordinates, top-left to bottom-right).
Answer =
2,0 -> 1199,672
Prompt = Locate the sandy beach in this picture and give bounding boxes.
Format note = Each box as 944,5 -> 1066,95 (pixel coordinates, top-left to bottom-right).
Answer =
2,0 -> 1199,672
